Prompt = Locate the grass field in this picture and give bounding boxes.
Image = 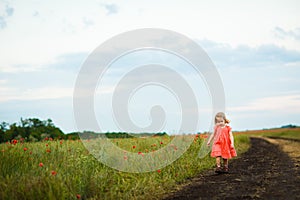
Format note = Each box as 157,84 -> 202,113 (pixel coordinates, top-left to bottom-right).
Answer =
0,134 -> 249,200
234,127 -> 300,140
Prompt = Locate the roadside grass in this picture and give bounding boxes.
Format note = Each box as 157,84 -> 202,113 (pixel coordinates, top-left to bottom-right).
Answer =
234,128 -> 300,140
0,134 -> 250,200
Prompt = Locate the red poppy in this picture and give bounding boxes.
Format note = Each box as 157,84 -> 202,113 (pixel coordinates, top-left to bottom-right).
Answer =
76,194 -> 81,199
46,144 -> 49,147
157,169 -> 161,173
12,139 -> 18,145
29,151 -> 32,155
60,140 -> 63,145
123,156 -> 128,160
44,137 -> 49,141
23,147 -> 28,151
132,145 -> 136,149
39,162 -> 44,167
51,170 -> 57,176
46,149 -> 51,153
200,134 -> 208,139
160,142 -> 163,145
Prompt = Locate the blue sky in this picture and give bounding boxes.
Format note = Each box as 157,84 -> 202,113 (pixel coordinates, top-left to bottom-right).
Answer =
1,0 -> 300,133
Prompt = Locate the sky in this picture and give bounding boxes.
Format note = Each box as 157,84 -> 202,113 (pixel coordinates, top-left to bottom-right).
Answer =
1,0 -> 300,133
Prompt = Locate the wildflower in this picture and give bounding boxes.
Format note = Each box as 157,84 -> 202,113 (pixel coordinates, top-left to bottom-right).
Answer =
76,194 -> 81,199
157,169 -> 161,173
46,144 -> 49,147
23,147 -> 28,151
39,162 -> 44,167
46,149 -> 51,153
44,137 -> 49,141
51,170 -> 57,176
160,141 -> 163,145
60,140 -> 63,145
132,145 -> 136,149
12,139 -> 18,145
29,151 -> 33,155
138,152 -> 144,156
200,134 -> 208,139
49,137 -> 53,141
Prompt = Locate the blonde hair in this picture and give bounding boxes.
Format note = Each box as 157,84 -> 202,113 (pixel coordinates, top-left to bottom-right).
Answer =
215,112 -> 230,124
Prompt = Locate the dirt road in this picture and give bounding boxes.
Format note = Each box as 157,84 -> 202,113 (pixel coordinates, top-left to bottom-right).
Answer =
164,137 -> 300,200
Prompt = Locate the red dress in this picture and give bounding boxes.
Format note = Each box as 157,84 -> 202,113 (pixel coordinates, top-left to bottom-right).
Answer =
211,125 -> 237,159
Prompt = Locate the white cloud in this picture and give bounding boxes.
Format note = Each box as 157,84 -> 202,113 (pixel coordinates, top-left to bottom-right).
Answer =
273,26 -> 300,40
0,87 -> 73,102
102,3 -> 118,15
5,5 -> 14,17
82,17 -> 94,28
199,39 -> 300,68
228,94 -> 300,114
1,0 -> 300,73
0,2 -> 14,29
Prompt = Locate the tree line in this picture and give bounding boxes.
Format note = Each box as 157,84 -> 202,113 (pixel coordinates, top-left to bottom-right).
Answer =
0,118 -> 168,143
0,118 -> 66,143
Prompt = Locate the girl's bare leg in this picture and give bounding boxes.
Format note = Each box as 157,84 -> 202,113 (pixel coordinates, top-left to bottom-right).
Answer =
222,158 -> 229,173
223,158 -> 228,167
216,156 -> 221,167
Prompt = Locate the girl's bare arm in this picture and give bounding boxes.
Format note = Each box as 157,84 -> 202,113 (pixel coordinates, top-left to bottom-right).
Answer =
229,130 -> 234,147
207,127 -> 216,145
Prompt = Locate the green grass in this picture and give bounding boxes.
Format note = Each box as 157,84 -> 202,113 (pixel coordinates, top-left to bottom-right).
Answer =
261,129 -> 300,140
235,128 -> 300,140
233,134 -> 250,155
0,134 -> 250,200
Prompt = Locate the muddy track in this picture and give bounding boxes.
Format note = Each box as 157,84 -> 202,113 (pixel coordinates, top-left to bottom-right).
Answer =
163,137 -> 300,200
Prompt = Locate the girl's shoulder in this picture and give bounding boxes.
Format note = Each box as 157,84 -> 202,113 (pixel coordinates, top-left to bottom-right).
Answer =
225,124 -> 232,131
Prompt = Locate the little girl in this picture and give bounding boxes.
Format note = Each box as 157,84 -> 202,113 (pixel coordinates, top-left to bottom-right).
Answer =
207,112 -> 237,173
